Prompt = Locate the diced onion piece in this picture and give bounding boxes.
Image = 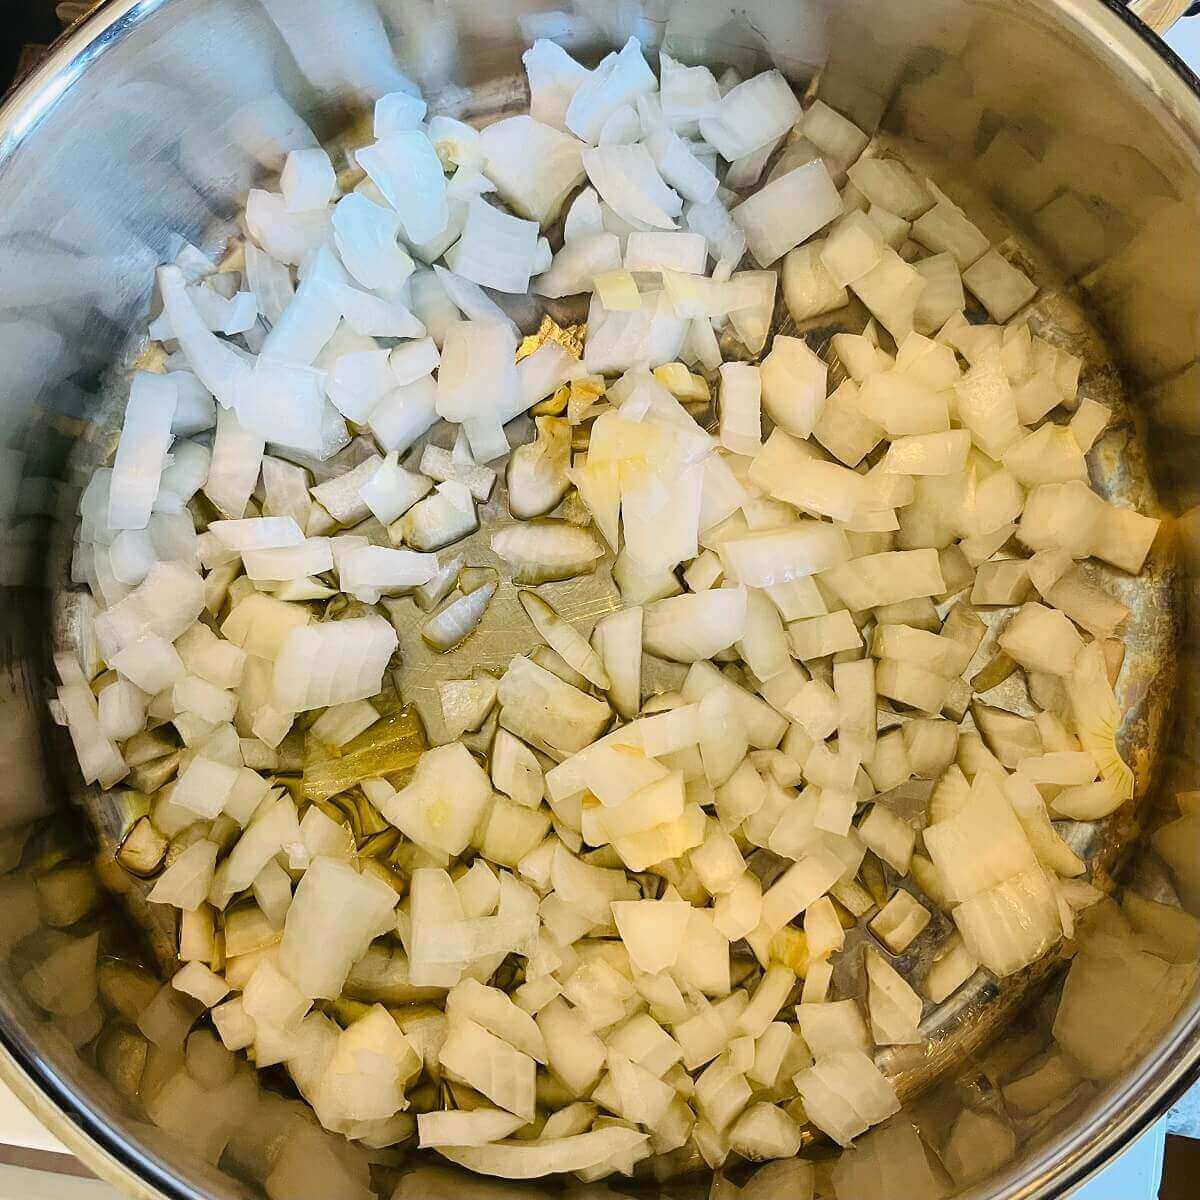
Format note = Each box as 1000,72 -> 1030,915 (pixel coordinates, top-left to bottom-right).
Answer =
436,1127 -> 648,1180
643,588 -> 748,662
582,144 -> 682,230
108,373 -> 178,531
517,591 -> 609,689
953,867 -> 1062,977
846,159 -> 931,220
759,336 -> 828,439
565,37 -> 656,144
594,270 -> 642,311
447,198 -> 541,294
358,131 -> 449,246
850,249 -> 926,343
963,250 -> 1038,323
731,161 -> 843,268
271,614 -> 398,712
422,585 -> 496,653
699,71 -> 802,161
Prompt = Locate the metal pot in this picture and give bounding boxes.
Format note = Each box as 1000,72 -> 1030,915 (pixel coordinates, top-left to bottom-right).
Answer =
0,1 -> 1198,1197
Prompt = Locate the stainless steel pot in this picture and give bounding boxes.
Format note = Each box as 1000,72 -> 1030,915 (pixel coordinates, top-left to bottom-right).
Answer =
0,1 -> 1198,1197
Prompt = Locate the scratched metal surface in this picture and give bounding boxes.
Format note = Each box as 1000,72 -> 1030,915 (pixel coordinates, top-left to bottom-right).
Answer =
49,107 -> 1182,1142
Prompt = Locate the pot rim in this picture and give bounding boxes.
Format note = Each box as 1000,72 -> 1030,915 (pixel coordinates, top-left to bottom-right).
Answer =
0,1 -> 1197,1197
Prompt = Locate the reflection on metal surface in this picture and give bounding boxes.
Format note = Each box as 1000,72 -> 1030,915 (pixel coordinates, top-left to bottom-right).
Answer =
0,2 -> 1195,1199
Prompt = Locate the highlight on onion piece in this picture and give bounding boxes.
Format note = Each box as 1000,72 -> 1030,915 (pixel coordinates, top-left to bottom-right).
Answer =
57,30 -> 1172,1192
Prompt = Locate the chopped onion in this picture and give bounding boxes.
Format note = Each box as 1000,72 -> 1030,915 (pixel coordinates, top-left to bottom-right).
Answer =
357,131 -> 449,247
732,161 -> 843,268
565,38 -> 656,144
699,71 -> 803,161
582,144 -> 683,231
480,116 -> 587,226
446,198 -> 541,294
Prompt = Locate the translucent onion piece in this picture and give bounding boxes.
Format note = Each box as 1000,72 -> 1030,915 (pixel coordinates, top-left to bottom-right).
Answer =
446,198 -> 541,294
582,144 -> 683,231
480,115 -> 587,226
565,38 -> 657,144
523,39 -> 590,131
732,161 -> 843,268
358,131 -> 450,246
332,194 -> 415,296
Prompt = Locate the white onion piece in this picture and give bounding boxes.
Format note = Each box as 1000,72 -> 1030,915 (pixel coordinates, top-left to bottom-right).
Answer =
523,39 -> 590,131
58,682 -> 127,788
339,545 -> 439,602
358,132 -> 449,246
418,1109 -> 525,1150
279,857 -> 398,1000
759,335 -> 828,438
157,266 -> 250,408
437,1128 -> 648,1180
727,270 -> 778,356
331,194 -> 415,297
107,372 -> 177,532
565,37 -> 656,144
583,290 -> 688,375
235,363 -> 330,455
325,348 -> 393,423
480,115 -> 587,226
597,104 -> 641,145
271,614 -> 398,712
167,373 -> 216,439
517,343 -> 586,410
699,71 -> 802,160
369,376 -> 439,455
337,282 -> 425,340
245,190 -> 331,266
533,233 -> 623,298
732,161 -> 843,268
963,250 -> 1038,323
644,125 -> 720,205
718,362 -> 762,456
846,159 -> 932,220
643,588 -> 747,662
394,480 -> 476,553
427,116 -> 483,177
204,407 -> 264,520
851,250 -> 927,344
432,266 -> 520,341
446,198 -> 541,294
437,320 -> 521,430
582,144 -> 683,231
388,338 -> 440,388
242,539 -> 334,582
281,147 -> 336,213
624,231 -> 708,274
801,100 -> 869,174
358,453 -> 432,525
422,584 -> 496,652
517,591 -> 609,688
659,51 -> 721,131
374,91 -> 426,137
562,189 -> 603,245
406,268 -> 461,350
685,196 -> 746,274
258,246 -> 344,366
622,460 -> 706,577
242,243 -> 294,329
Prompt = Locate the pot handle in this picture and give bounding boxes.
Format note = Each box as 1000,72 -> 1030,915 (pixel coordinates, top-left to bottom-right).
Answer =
1128,0 -> 1197,34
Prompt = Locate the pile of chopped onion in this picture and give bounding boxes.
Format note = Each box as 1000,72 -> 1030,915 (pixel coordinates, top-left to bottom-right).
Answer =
56,33 -> 1174,1199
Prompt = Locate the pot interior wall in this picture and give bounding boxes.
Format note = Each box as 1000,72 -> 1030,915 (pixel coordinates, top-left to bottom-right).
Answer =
0,2 -> 1196,1198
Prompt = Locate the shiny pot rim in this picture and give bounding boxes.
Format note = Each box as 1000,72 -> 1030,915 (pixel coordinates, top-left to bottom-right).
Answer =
1,1 -> 1198,1197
